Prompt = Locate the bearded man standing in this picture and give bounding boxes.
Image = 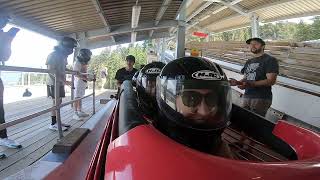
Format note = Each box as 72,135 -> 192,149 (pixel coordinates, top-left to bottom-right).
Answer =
229,38 -> 279,117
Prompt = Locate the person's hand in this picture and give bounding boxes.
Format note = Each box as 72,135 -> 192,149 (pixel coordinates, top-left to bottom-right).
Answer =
237,83 -> 246,90
65,81 -> 72,86
229,78 -> 239,86
237,81 -> 255,89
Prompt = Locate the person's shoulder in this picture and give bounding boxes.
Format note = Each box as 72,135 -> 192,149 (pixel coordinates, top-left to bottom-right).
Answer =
73,60 -> 81,70
263,54 -> 278,66
264,53 -> 277,61
133,68 -> 138,72
118,67 -> 126,71
47,51 -> 60,59
0,30 -> 10,36
245,58 -> 253,64
0,30 -> 7,37
116,67 -> 125,73
46,51 -> 58,65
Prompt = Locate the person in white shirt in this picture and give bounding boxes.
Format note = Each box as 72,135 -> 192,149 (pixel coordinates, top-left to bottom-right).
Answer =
73,49 -> 92,120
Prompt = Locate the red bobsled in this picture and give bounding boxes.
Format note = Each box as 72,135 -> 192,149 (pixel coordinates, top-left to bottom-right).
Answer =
84,81 -> 320,180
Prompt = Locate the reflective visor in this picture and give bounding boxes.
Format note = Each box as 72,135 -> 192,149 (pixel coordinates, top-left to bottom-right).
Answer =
157,78 -> 231,130
141,77 -> 157,97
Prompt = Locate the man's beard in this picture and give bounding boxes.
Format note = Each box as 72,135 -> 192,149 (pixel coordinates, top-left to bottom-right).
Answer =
251,48 -> 263,54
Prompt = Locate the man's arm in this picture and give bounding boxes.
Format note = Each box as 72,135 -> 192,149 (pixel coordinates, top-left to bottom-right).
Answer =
252,57 -> 279,87
116,81 -> 122,88
229,78 -> 243,86
115,69 -> 122,88
238,73 -> 277,89
250,73 -> 277,87
229,75 -> 247,86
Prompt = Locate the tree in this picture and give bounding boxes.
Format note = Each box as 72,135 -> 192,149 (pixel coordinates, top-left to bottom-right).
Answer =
294,21 -> 313,41
210,27 -> 251,41
205,17 -> 320,42
311,16 -> 320,40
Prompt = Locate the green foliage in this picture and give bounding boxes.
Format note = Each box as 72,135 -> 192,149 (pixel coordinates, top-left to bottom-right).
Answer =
18,73 -> 47,85
311,16 -> 320,39
211,27 -> 251,41
294,21 -> 313,41
210,17 -> 320,42
88,43 -> 148,89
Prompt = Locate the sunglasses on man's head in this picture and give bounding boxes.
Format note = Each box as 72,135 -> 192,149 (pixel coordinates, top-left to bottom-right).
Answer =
179,91 -> 218,108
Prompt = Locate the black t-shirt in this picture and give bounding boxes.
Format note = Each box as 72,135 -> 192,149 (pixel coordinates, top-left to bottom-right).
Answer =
241,54 -> 279,99
115,67 -> 138,84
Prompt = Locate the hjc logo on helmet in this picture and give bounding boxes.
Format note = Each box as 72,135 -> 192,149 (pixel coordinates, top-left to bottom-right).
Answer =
192,70 -> 222,80
146,68 -> 161,74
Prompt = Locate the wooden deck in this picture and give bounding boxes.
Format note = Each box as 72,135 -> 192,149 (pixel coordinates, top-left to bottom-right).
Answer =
0,90 -> 115,179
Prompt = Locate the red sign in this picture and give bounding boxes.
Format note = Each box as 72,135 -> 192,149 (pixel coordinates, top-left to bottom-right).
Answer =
193,32 -> 208,38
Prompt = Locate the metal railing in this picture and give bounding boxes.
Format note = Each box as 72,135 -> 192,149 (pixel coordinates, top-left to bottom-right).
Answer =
0,65 -> 96,139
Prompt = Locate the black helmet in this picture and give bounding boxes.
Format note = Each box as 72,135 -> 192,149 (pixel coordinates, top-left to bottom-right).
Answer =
77,48 -> 92,64
156,57 -> 232,153
132,71 -> 140,87
136,61 -> 166,117
58,37 -> 78,48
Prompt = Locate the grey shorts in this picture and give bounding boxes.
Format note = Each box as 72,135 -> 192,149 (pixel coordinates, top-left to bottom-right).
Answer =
241,98 -> 272,117
47,85 -> 65,98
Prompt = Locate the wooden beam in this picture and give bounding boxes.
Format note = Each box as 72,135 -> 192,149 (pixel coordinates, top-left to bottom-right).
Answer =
90,0 -> 115,43
85,20 -> 178,39
150,0 -> 172,37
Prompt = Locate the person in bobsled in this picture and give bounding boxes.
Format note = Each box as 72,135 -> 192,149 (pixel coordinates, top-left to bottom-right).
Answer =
135,61 -> 165,122
155,56 -> 235,158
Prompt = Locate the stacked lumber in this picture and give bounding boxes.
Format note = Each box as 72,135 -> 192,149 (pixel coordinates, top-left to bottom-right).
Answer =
186,41 -> 320,85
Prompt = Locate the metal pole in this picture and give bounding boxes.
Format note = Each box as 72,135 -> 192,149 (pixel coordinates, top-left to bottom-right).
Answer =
27,72 -> 31,86
21,72 -> 25,86
176,23 -> 186,58
175,1 -> 186,58
251,13 -> 260,38
71,74 -> 75,108
161,38 -> 166,61
92,75 -> 96,115
54,71 -> 63,139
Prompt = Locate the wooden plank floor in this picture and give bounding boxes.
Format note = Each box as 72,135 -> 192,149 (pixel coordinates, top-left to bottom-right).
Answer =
0,90 -> 115,179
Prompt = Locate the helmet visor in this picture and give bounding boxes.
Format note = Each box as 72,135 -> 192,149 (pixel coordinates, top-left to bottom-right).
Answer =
141,77 -> 157,97
157,78 -> 231,130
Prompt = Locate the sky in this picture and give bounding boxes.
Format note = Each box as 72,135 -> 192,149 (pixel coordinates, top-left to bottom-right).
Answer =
2,15 -> 317,69
2,25 -> 131,68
